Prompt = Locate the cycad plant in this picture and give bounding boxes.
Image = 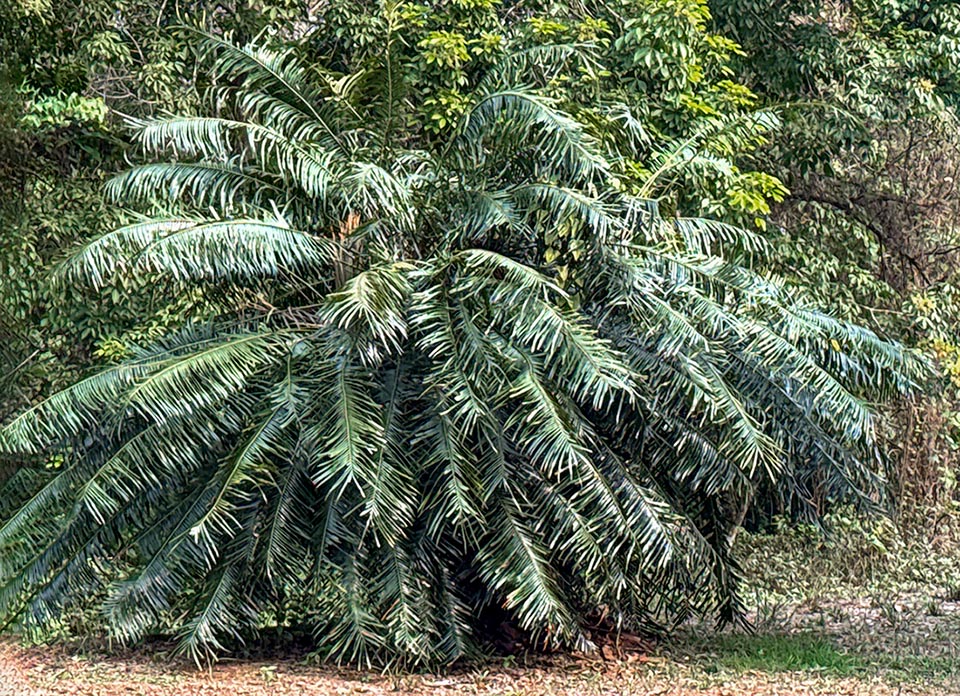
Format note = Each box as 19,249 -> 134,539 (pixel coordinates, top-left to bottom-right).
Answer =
0,31 -> 922,664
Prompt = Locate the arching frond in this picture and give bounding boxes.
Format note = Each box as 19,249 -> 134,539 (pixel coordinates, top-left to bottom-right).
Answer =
455,90 -> 607,182
57,218 -> 336,288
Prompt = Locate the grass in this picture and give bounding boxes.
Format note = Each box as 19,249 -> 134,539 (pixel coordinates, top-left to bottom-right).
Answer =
671,631 -> 958,679
688,633 -> 860,673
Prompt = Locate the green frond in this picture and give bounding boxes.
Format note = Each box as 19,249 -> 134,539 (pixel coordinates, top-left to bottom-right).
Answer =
101,484 -> 215,643
453,189 -> 524,242
476,496 -> 581,644
0,363 -> 148,454
418,407 -> 484,538
510,183 -> 617,243
479,43 -> 600,92
261,456 -> 314,585
320,265 -> 412,358
187,383 -> 299,548
58,218 -> 336,288
315,554 -> 386,667
121,330 -> 293,424
307,356 -> 383,498
175,552 -> 258,665
189,28 -> 343,152
105,162 -> 279,212
364,363 -> 418,547
131,116 -> 344,200
506,357 -> 592,477
456,90 -> 608,182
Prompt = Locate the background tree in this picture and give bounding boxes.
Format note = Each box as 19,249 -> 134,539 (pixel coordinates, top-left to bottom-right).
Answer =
711,0 -> 960,517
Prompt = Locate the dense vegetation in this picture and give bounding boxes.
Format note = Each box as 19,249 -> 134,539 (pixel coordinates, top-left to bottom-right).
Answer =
0,0 -> 955,667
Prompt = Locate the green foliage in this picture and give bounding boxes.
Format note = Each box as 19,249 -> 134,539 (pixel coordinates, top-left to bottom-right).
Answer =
0,0 -> 311,419
19,92 -> 107,131
739,509 -> 960,607
0,24 -> 922,666
707,0 -> 960,517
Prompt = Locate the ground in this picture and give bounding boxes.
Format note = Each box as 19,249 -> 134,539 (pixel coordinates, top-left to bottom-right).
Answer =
4,524 -> 960,695
1,594 -> 958,696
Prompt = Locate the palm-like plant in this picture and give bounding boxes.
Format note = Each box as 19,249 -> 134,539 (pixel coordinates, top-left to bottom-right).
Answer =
0,31 -> 922,664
